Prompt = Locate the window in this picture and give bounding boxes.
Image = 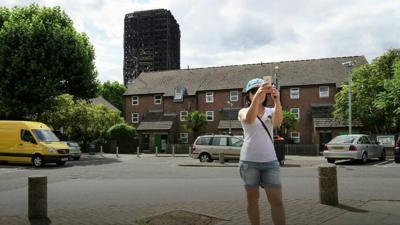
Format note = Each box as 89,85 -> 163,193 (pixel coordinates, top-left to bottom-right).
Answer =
229,137 -> 244,147
206,111 -> 214,121
290,108 -> 300,119
291,132 -> 300,143
206,92 -> 214,103
319,86 -> 329,98
21,130 -> 36,143
154,95 -> 162,105
174,87 -> 184,102
290,88 -> 299,99
212,137 -> 228,146
180,133 -> 188,144
180,111 -> 188,121
195,136 -> 212,145
132,113 -> 139,123
230,90 -> 239,102
132,96 -> 139,105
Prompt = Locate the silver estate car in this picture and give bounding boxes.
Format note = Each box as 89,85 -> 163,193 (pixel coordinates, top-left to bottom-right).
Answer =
65,141 -> 82,160
323,134 -> 386,164
192,135 -> 244,162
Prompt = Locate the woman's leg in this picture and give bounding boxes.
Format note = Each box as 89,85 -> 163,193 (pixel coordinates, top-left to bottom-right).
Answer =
265,187 -> 285,225
246,187 -> 260,225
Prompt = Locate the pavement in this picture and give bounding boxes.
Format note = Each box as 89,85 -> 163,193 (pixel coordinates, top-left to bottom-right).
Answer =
0,153 -> 399,225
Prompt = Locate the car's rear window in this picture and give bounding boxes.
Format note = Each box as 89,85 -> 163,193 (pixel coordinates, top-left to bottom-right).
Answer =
196,137 -> 212,145
329,136 -> 355,144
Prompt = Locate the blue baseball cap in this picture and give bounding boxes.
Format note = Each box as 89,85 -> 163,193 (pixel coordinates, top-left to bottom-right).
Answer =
244,78 -> 264,93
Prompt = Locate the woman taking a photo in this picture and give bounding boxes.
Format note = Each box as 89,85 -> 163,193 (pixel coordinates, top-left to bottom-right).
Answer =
238,78 -> 285,225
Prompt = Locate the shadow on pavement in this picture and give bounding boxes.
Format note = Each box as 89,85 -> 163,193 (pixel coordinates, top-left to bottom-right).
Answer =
334,159 -> 383,166
335,204 -> 369,213
29,217 -> 51,225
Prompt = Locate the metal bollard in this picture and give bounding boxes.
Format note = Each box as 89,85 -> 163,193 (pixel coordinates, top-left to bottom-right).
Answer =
100,145 -> 103,156
28,175 -> 47,219
318,164 -> 338,205
172,145 -> 175,157
155,146 -> 159,157
137,147 -> 140,157
219,152 -> 225,164
116,146 -> 119,158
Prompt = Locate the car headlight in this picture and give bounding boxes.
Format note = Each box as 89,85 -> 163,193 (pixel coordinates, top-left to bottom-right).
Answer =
48,148 -> 57,153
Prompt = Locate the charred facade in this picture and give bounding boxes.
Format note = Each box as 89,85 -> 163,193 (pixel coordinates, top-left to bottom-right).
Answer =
123,9 -> 180,85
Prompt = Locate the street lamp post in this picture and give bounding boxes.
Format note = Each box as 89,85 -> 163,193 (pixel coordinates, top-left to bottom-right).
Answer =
227,100 -> 233,135
342,61 -> 356,135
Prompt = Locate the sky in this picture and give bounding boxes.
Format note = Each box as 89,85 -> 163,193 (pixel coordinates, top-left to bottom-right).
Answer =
1,0 -> 400,83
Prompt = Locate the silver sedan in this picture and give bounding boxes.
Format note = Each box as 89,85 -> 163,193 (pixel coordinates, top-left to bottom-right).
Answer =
323,134 -> 386,164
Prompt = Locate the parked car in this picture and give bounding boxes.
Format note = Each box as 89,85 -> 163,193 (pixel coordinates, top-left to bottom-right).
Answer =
0,121 -> 70,167
395,136 -> 400,164
65,141 -> 81,160
192,135 -> 243,162
323,134 -> 386,164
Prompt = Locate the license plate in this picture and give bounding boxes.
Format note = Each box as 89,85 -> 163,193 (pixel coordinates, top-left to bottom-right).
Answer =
332,146 -> 345,150
61,157 -> 68,161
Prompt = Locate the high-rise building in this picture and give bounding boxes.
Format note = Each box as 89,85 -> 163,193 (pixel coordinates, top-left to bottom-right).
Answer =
123,9 -> 180,85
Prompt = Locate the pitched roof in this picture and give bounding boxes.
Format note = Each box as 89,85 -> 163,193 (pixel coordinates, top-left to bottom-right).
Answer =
124,56 -> 368,96
90,96 -> 120,112
136,121 -> 173,131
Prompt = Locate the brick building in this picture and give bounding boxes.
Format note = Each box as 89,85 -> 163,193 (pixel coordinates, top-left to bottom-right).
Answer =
123,9 -> 180,85
124,56 -> 367,152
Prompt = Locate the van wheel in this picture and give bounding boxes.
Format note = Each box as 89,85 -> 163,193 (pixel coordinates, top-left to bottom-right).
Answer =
361,152 -> 368,164
32,154 -> 44,167
199,153 -> 212,162
56,161 -> 66,166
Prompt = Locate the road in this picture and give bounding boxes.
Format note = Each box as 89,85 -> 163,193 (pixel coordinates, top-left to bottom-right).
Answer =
0,154 -> 399,217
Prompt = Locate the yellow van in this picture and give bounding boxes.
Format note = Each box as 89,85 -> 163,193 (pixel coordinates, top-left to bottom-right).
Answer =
0,121 -> 70,167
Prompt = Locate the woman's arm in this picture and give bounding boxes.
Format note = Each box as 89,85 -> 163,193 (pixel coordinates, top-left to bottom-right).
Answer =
271,87 -> 283,127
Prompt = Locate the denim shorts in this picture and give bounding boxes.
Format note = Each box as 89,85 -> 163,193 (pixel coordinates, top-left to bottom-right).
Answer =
239,160 -> 282,188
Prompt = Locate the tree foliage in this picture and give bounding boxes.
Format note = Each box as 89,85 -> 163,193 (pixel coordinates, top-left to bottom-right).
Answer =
40,94 -> 124,149
107,123 -> 137,146
278,110 -> 299,139
98,81 -> 127,112
182,111 -> 208,139
0,4 -> 98,119
334,49 -> 400,134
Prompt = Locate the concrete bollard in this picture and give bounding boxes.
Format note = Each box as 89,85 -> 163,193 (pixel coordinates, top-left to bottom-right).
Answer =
100,145 -> 103,156
155,146 -> 159,157
28,176 -> 47,219
137,147 -> 140,157
116,146 -> 119,158
318,164 -> 338,206
172,145 -> 175,157
188,146 -> 192,157
219,152 -> 225,164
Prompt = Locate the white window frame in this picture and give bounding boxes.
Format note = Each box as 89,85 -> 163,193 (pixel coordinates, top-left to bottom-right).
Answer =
291,132 -> 300,144
290,88 -> 299,99
206,92 -> 214,103
132,96 -> 139,106
319,86 -> 329,98
230,90 -> 239,102
206,111 -> 214,121
180,133 -> 189,144
180,111 -> 188,122
154,95 -> 162,105
290,108 -> 300,119
131,113 -> 139,123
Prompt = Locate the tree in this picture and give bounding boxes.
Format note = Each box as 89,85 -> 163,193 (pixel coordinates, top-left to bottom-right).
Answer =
40,94 -> 124,150
107,123 -> 137,147
334,49 -> 400,134
0,4 -> 98,119
182,111 -> 208,140
98,81 -> 127,112
278,110 -> 299,141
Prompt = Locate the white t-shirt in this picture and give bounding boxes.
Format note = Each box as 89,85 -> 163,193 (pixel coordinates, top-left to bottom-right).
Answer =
238,107 -> 277,162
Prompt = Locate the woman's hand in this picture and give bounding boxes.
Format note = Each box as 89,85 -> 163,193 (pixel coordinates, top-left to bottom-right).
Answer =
253,83 -> 270,103
270,87 -> 281,105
